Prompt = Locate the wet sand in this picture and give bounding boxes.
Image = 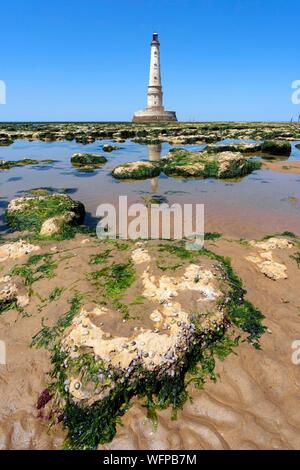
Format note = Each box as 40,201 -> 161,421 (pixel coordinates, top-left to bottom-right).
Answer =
263,160 -> 300,175
1,234 -> 300,449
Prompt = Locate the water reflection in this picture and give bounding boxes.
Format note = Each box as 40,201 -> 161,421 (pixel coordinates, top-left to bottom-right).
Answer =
148,143 -> 161,193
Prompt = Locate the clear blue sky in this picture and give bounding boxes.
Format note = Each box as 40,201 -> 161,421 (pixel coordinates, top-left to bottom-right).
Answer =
0,0 -> 300,122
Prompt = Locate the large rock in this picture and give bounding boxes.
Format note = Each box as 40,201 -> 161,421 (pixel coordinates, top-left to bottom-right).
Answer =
71,153 -> 107,168
261,140 -> 291,156
161,149 -> 261,178
61,246 -> 226,405
6,194 -> 85,235
112,161 -> 161,179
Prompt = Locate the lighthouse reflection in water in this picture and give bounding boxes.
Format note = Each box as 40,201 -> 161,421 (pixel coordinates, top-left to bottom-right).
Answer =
148,143 -> 161,193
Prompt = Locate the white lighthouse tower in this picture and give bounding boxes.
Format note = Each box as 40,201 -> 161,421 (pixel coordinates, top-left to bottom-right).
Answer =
133,33 -> 177,122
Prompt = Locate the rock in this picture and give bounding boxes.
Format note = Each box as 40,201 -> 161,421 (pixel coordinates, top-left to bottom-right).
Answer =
6,194 -> 85,235
216,151 -> 260,178
0,240 -> 40,262
0,158 -> 56,171
207,142 -> 262,154
16,294 -> 30,308
131,247 -> 151,264
71,153 -> 107,168
102,144 -> 119,152
259,260 -> 287,280
246,237 -> 292,280
250,237 -> 293,251
161,149 -> 260,178
261,140 -> 291,156
60,248 -> 227,406
112,161 -> 161,179
0,276 -> 18,312
150,310 -> 163,323
40,213 -> 75,237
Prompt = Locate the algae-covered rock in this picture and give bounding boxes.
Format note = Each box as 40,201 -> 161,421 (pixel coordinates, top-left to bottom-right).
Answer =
161,149 -> 261,178
206,142 -> 262,154
216,151 -> 260,178
71,153 -> 107,168
6,194 -> 85,235
36,239 -> 265,449
112,160 -> 161,179
261,140 -> 291,156
0,134 -> 13,146
0,158 -> 56,171
102,144 -> 119,152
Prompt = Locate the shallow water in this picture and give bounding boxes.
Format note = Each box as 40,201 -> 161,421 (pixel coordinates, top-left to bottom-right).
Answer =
1,139 -> 300,238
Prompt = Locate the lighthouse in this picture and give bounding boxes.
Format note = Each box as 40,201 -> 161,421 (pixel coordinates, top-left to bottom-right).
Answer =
132,33 -> 177,122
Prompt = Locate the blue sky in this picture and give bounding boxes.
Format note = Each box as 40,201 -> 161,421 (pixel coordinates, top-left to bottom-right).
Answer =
0,0 -> 300,121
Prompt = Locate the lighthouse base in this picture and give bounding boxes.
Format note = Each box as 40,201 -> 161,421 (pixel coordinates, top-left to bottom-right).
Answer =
132,109 -> 177,122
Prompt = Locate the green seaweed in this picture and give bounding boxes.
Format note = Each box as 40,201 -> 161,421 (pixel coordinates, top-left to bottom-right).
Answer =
291,252 -> 300,268
89,249 -> 112,265
31,293 -> 82,349
129,295 -> 145,305
11,253 -> 57,287
87,260 -> 135,298
48,287 -> 64,302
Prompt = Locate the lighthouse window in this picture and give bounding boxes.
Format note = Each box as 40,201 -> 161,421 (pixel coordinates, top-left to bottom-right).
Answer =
154,76 -> 157,80
154,63 -> 157,67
